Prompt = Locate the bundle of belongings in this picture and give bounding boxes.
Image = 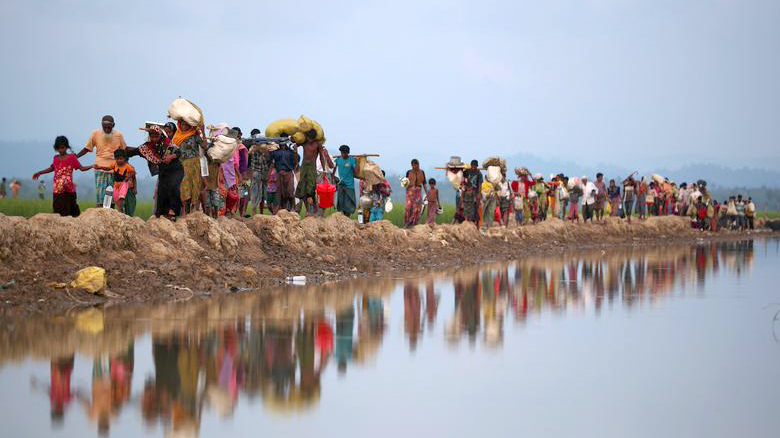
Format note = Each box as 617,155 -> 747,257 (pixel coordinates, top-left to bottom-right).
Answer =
483,156 -> 507,185
265,118 -> 300,138
294,115 -> 325,145
167,98 -> 203,127
445,156 -> 466,189
206,123 -> 239,163
355,156 -> 384,187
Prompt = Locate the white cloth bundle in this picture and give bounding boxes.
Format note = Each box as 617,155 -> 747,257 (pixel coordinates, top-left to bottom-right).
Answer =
486,166 -> 502,184
446,169 -> 464,189
207,134 -> 238,163
168,98 -> 202,127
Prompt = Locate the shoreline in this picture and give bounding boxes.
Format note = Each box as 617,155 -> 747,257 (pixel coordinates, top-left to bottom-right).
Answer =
0,208 -> 773,315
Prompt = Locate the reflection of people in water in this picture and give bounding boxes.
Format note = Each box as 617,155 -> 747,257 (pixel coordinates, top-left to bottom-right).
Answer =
425,280 -> 439,327
356,296 -> 385,364
457,272 -> 481,344
404,281 -> 423,351
335,304 -> 356,374
48,355 -> 75,428
80,355 -> 117,436
482,269 -> 505,348
142,336 -> 202,437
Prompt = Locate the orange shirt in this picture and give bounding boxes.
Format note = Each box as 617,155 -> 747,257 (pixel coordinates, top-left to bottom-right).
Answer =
112,162 -> 135,187
85,129 -> 127,168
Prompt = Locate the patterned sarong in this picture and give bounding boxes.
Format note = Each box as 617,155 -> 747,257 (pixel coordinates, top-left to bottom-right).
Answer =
94,170 -> 114,205
404,186 -> 423,226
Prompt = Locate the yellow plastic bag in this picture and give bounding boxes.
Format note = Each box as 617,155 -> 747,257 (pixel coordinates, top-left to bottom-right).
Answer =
297,115 -> 325,142
71,266 -> 106,294
291,131 -> 307,145
265,118 -> 300,137
605,201 -> 611,215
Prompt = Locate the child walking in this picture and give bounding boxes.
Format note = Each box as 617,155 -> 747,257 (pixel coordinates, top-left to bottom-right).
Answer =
426,178 -> 439,225
110,150 -> 136,215
32,136 -> 93,216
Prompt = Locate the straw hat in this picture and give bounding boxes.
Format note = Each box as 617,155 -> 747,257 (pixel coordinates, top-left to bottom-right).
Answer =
446,156 -> 466,168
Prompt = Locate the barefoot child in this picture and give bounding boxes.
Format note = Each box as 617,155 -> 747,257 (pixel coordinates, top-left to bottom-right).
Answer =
110,150 -> 136,215
32,136 -> 93,217
426,178 -> 439,225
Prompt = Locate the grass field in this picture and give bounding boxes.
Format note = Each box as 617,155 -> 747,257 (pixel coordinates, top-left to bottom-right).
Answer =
0,198 -> 457,227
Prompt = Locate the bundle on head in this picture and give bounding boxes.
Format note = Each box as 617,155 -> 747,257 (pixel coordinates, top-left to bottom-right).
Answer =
265,118 -> 300,138
296,115 -> 325,144
168,98 -> 204,127
483,156 -> 507,184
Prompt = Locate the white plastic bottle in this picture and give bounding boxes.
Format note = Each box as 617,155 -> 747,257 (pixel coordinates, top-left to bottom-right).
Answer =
103,186 -> 114,208
357,209 -> 364,224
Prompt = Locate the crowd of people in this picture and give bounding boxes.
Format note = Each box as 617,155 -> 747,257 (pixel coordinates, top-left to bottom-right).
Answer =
441,160 -> 758,231
21,113 -> 757,232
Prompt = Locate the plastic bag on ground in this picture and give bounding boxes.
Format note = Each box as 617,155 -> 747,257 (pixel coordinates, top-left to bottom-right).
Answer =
71,266 -> 106,294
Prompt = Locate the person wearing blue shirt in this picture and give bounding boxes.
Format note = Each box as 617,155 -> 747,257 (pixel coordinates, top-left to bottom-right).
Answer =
334,145 -> 357,216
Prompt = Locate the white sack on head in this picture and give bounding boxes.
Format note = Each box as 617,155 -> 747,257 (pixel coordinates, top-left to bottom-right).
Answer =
207,135 -> 238,163
486,166 -> 502,184
168,98 -> 203,127
652,173 -> 665,185
482,156 -> 506,170
446,169 -> 464,189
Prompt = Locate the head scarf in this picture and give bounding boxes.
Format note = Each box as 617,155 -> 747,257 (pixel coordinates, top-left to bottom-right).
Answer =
173,120 -> 197,146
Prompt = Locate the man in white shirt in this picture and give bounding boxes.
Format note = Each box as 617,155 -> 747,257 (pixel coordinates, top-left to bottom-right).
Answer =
582,175 -> 598,222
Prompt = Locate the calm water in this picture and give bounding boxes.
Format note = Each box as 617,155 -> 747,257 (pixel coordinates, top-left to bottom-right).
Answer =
1,239 -> 779,438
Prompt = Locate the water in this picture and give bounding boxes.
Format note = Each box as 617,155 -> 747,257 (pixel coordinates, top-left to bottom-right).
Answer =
1,239 -> 779,438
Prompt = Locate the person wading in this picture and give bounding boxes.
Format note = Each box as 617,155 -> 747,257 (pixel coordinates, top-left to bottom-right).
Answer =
76,115 -> 127,207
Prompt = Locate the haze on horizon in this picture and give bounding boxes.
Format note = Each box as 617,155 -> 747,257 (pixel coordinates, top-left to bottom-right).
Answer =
1,0 -> 778,172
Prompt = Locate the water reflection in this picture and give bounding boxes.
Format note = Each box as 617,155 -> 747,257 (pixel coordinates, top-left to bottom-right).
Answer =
0,240 -> 763,436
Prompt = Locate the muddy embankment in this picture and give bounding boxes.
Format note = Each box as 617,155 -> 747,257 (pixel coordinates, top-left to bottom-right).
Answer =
0,208 -> 772,314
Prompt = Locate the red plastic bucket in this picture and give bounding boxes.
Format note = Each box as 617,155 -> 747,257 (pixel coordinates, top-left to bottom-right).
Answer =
317,177 -> 337,208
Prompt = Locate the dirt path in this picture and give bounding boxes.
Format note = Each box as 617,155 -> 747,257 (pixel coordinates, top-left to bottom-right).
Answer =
0,208 -> 772,314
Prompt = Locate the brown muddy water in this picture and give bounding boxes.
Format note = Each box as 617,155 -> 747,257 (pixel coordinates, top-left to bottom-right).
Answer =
1,238 -> 778,438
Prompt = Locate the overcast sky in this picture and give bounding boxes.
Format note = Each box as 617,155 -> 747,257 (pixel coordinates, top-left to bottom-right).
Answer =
1,0 -> 778,171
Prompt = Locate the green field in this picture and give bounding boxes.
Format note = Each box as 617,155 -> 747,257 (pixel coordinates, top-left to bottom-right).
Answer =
0,198 -> 456,227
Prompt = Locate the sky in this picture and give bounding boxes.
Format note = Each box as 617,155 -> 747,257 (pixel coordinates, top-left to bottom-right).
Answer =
1,0 -> 779,173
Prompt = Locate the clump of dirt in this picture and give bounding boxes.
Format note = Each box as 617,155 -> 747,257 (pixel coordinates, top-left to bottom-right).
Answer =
0,209 -> 771,314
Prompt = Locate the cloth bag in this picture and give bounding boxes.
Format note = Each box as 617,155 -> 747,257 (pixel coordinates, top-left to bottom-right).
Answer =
207,135 -> 238,163
167,98 -> 203,127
